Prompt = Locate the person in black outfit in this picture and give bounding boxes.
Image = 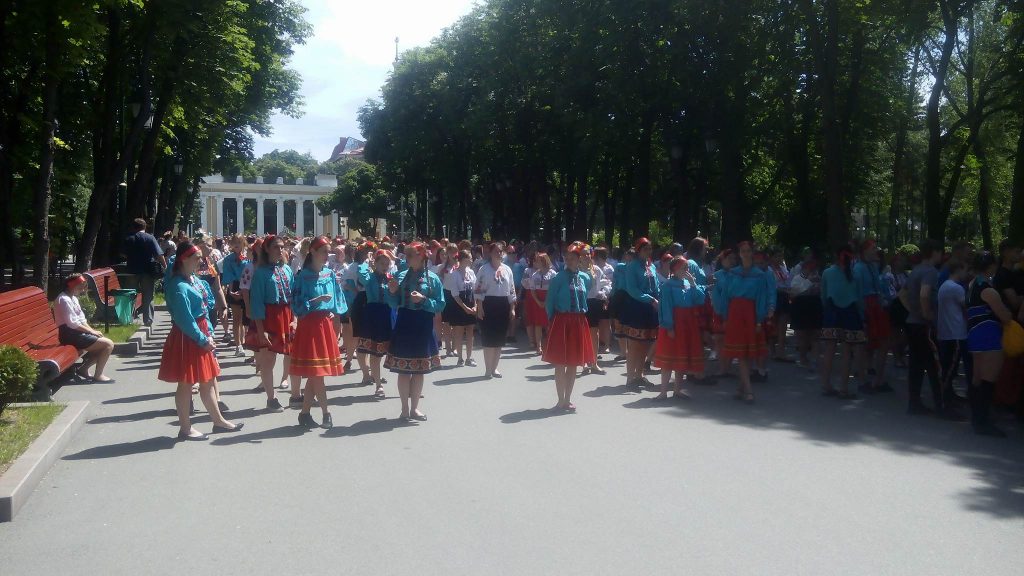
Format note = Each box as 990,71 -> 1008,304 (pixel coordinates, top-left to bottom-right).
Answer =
124,218 -> 166,327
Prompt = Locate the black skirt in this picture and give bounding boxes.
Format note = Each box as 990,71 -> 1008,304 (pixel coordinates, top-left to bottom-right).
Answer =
480,296 -> 511,348
585,298 -> 607,328
58,325 -> 99,350
350,291 -> 369,338
790,294 -> 823,331
440,290 -> 457,324
446,289 -> 478,327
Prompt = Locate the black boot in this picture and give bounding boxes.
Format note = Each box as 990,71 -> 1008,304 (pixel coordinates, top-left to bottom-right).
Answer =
972,380 -> 1006,438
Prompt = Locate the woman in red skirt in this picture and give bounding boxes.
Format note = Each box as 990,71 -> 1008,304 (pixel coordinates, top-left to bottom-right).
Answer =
245,235 -> 297,410
854,239 -> 893,392
159,242 -> 242,440
543,243 -> 596,411
524,252 -> 556,355
710,249 -> 736,376
654,257 -> 707,399
713,242 -> 771,403
291,236 -> 347,429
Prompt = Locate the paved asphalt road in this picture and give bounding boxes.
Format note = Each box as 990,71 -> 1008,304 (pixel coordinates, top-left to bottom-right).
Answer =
1,313 -> 1022,576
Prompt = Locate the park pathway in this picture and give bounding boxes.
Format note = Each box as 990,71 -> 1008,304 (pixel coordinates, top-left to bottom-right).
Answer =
1,312 -> 1022,575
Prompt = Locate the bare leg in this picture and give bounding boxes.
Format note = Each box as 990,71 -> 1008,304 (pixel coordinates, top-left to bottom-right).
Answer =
656,367 -> 670,398
175,382 -> 199,436
357,351 -> 370,382
84,337 -> 114,380
564,366 -> 578,406
410,374 -> 424,416
465,327 -> 475,361
258,350 -> 277,399
554,365 -> 566,406
820,340 -> 837,391
284,355 -> 302,397
397,374 -> 411,418
837,343 -> 853,394
199,379 -> 234,428
738,359 -> 753,398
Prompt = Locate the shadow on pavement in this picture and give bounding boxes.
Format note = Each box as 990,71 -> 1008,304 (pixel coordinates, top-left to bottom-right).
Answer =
321,417 -> 413,437
102,391 -> 175,404
88,408 -> 177,424
499,407 -> 568,423
583,384 -> 635,397
210,425 -> 308,445
434,375 -> 491,386
63,436 -> 177,460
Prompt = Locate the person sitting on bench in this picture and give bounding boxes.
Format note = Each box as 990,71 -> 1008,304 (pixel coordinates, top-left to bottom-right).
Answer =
55,274 -> 114,382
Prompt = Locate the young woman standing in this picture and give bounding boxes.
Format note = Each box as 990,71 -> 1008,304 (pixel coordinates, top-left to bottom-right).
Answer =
819,245 -> 866,399
581,248 -> 610,375
159,243 -> 241,440
475,242 -> 516,378
221,234 -> 249,357
330,244 -> 357,372
543,243 -> 595,411
966,252 -> 1014,437
653,257 -> 706,399
291,236 -> 347,429
710,249 -> 737,375
788,259 -> 822,369
346,242 -> 375,385
524,253 -> 556,355
443,249 -> 478,367
245,235 -> 296,410
385,242 -> 445,421
619,238 -> 661,390
54,274 -> 115,382
437,243 -> 460,358
593,247 -> 616,354
854,239 -> 892,392
359,251 -> 397,399
715,242 -> 771,403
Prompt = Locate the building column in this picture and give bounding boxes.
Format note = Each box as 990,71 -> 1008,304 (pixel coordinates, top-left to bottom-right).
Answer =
234,197 -> 243,234
313,202 -> 322,237
199,195 -> 208,231
296,197 -> 305,237
256,197 -> 265,235
275,197 -> 285,235
214,195 -> 223,236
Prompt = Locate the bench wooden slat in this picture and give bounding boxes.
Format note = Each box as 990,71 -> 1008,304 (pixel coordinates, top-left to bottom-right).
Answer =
0,286 -> 83,376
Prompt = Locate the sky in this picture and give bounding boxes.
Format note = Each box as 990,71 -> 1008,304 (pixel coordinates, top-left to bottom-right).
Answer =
252,0 -> 479,162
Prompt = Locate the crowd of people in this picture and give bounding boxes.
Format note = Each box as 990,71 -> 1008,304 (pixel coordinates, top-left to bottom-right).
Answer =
50,225 -> 1024,442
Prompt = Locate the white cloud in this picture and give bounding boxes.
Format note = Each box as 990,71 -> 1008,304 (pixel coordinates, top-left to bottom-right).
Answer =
253,0 -> 479,161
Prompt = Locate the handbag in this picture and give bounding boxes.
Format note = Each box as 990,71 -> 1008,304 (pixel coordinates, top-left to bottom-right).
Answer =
1003,320 -> 1024,358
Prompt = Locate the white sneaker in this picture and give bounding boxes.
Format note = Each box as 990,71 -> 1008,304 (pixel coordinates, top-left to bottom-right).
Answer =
234,345 -> 245,357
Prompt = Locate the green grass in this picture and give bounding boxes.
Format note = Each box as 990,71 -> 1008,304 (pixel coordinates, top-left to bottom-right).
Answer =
153,292 -> 165,306
101,324 -> 139,343
0,404 -> 64,474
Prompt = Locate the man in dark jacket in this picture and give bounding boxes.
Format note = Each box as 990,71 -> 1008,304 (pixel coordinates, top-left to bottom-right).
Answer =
124,218 -> 166,327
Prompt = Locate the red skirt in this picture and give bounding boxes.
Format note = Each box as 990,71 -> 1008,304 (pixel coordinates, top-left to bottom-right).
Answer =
244,303 -> 293,354
700,299 -> 713,331
158,317 -> 220,384
543,313 -> 596,366
723,298 -> 767,359
525,289 -> 549,328
711,312 -> 726,335
654,308 -> 705,372
864,295 -> 891,350
290,311 -> 344,377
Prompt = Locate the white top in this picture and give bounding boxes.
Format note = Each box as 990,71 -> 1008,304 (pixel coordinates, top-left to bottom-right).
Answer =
770,263 -> 791,290
343,261 -> 366,292
443,267 -> 477,297
239,262 -> 256,290
475,262 -> 516,303
524,269 -> 557,291
54,293 -> 88,330
586,266 -> 612,300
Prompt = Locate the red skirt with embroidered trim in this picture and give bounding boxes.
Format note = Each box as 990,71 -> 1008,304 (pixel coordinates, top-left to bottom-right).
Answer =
158,317 -> 220,384
864,294 -> 891,350
723,298 -> 767,359
543,313 -> 596,366
290,311 -> 344,377
654,308 -> 705,372
525,289 -> 549,328
244,303 -> 293,354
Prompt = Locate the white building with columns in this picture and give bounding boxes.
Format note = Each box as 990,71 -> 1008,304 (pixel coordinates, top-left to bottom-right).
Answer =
198,173 -> 349,238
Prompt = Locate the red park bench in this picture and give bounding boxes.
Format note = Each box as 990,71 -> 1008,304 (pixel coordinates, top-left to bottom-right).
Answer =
83,267 -> 143,322
0,287 -> 84,399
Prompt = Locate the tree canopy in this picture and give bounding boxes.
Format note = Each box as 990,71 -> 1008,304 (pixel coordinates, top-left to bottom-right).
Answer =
360,0 -> 1024,252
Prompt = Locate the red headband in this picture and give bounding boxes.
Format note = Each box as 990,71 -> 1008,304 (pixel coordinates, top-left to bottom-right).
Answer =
264,235 -> 278,247
670,256 -> 689,273
634,237 -> 651,251
310,236 -> 330,251
67,275 -> 86,290
407,242 -> 427,257
181,245 -> 200,259
374,249 -> 393,260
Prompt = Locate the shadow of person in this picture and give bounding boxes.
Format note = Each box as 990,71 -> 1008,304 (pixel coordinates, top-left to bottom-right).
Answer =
321,417 -> 413,437
209,425 -> 307,446
499,407 -> 567,423
62,436 -> 177,460
583,384 -> 635,397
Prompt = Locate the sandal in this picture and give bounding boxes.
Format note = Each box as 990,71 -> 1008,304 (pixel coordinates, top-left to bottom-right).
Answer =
373,387 -> 387,399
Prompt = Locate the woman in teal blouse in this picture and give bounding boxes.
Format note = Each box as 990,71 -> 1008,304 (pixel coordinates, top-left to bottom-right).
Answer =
291,236 -> 348,429
385,242 -> 446,422
244,235 -> 297,410
543,243 -> 596,411
158,242 -> 242,441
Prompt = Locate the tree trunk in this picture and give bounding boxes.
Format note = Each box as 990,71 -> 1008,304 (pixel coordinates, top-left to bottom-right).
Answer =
635,110 -> 654,239
975,136 -> 994,250
1009,121 -> 1024,245
924,1 -> 959,245
32,8 -> 60,291
890,47 -> 920,250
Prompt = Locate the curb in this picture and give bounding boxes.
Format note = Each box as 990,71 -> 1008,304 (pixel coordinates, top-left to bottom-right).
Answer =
0,401 -> 89,522
112,325 -> 152,357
